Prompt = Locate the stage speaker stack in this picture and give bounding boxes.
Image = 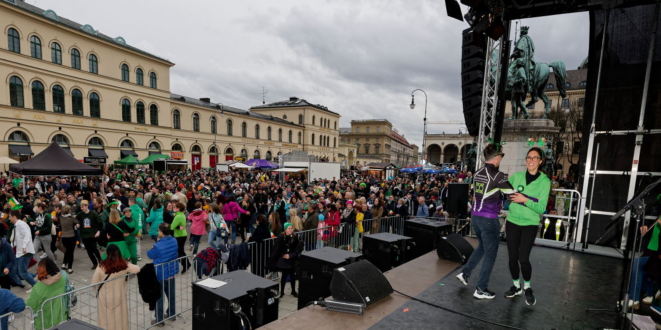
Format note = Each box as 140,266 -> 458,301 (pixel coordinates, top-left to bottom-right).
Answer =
362,233 -> 414,272
461,28 -> 488,137
330,259 -> 393,307
50,319 -> 103,329
192,270 -> 279,330
447,183 -> 470,218
297,247 -> 362,310
437,233 -> 474,264
404,218 -> 452,259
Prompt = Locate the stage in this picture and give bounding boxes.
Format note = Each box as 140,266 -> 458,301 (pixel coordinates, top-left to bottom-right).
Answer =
264,241 -> 623,330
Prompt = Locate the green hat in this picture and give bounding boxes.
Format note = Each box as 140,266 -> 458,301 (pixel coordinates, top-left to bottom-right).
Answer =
283,222 -> 293,230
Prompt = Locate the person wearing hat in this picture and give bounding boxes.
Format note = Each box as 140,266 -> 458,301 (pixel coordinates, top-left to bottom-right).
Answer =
270,222 -> 303,298
105,209 -> 130,260
456,143 -> 510,300
122,205 -> 141,264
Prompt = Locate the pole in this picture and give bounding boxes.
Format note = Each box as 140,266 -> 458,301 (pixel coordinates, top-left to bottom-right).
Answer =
493,20 -> 511,143
410,89 -> 428,164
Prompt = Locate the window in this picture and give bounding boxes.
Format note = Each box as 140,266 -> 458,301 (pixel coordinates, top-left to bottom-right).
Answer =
364,145 -> 370,154
9,131 -> 29,142
278,128 -> 282,142
366,127 -> 370,133
255,124 -> 260,139
120,139 -> 134,149
253,150 -> 260,159
52,85 -> 65,113
88,54 -> 98,74
121,98 -> 131,122
226,119 -> 233,136
148,142 -> 161,153
241,122 -> 247,137
298,132 -> 302,144
375,144 -> 380,154
7,28 -> 20,53
546,83 -> 554,89
136,102 -> 145,124
283,114 -> 287,120
240,149 -> 247,159
30,35 -> 41,59
172,110 -> 181,129
52,134 -> 69,147
70,48 -> 81,69
89,92 -> 100,118
171,143 -> 183,151
31,81 -> 45,110
71,89 -> 83,115
150,104 -> 158,126
334,121 -> 337,130
561,98 -> 570,109
121,64 -> 129,82
149,72 -> 157,88
312,115 -> 316,125
288,130 -> 292,143
267,126 -> 272,140
193,113 -> 200,132
136,68 -> 144,86
210,116 -> 217,134
312,133 -> 315,145
88,137 -> 104,147
9,76 -> 24,107
265,151 -> 272,161
298,114 -> 303,124
578,97 -> 585,107
191,145 -> 201,154
51,42 -> 62,64
579,80 -> 587,88
334,137 -> 336,148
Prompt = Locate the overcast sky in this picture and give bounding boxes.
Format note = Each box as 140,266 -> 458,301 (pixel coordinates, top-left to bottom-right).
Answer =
30,0 -> 588,147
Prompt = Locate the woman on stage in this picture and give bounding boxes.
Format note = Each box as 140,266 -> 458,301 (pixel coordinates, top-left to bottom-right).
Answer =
504,147 -> 551,306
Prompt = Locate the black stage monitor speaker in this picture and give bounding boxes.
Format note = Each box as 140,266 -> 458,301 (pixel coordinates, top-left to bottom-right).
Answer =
447,183 -> 470,216
404,218 -> 452,260
297,247 -> 362,309
330,259 -> 393,307
192,270 -> 279,330
51,319 -> 103,330
362,233 -> 414,272
153,159 -> 166,171
461,28 -> 488,136
437,233 -> 474,264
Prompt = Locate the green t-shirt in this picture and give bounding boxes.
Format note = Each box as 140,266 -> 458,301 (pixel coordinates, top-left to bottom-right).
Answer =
506,171 -> 551,227
170,211 -> 187,238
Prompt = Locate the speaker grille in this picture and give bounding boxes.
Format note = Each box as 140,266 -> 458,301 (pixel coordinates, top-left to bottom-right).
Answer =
330,260 -> 392,306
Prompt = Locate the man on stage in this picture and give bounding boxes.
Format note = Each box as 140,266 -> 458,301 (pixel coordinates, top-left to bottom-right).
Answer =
456,144 -> 511,299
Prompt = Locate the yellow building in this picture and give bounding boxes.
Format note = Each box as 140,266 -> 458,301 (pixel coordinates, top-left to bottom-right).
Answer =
0,1 -> 339,169
339,119 -> 418,167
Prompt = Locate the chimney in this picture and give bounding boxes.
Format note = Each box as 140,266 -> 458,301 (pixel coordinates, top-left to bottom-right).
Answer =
199,97 -> 210,103
289,97 -> 299,102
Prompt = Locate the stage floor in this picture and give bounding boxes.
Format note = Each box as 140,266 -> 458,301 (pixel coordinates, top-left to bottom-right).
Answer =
371,244 -> 623,330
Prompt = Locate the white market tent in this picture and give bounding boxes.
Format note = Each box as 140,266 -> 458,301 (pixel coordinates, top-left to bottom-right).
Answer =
273,168 -> 305,173
229,162 -> 254,169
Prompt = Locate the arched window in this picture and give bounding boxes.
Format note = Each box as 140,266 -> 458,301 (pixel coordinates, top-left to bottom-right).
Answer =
267,126 -> 272,140
30,35 -> 41,59
172,110 -> 181,129
209,146 -> 218,154
7,28 -> 20,53
70,48 -> 81,69
88,137 -> 104,147
121,98 -> 131,122
120,139 -> 134,149
121,64 -> 129,82
312,115 -> 316,125
298,131 -> 302,144
226,119 -> 233,136
334,137 -> 337,148
298,114 -> 303,124
171,143 -> 183,151
311,133 -> 315,145
191,145 -> 201,154
148,141 -> 161,154
51,42 -> 62,64
9,131 -> 29,143
150,104 -> 158,126
149,72 -> 157,89
119,139 -> 134,157
253,150 -> 261,159
136,102 -> 145,124
89,92 -> 100,118
193,113 -> 200,132
288,130 -> 292,143
241,122 -> 247,137
278,128 -> 283,142
71,89 -> 83,116
255,124 -> 260,139
88,54 -> 98,74
9,76 -> 24,108
210,116 -> 217,134
51,134 -> 69,147
265,151 -> 272,161
52,85 -> 65,113
136,68 -> 144,85
240,149 -> 248,159
31,81 -> 45,110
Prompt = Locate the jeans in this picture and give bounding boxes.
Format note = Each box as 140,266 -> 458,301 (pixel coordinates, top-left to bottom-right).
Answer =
208,230 -> 228,249
190,234 -> 201,255
17,254 -> 36,286
461,215 -> 501,290
155,277 -> 176,323
628,256 -> 655,301
228,221 -> 238,243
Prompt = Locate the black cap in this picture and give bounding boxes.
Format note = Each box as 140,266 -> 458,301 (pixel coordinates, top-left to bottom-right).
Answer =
483,144 -> 505,160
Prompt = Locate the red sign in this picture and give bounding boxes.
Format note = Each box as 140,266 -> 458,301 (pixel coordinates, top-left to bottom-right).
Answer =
170,151 -> 184,160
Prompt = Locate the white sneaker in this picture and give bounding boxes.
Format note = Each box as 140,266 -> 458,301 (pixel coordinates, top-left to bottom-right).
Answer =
642,296 -> 654,304
456,273 -> 468,286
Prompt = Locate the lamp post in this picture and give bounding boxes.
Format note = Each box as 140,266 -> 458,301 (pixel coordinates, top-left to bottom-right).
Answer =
410,89 -> 427,164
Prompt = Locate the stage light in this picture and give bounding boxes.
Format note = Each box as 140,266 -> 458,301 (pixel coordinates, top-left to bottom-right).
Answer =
445,0 -> 464,21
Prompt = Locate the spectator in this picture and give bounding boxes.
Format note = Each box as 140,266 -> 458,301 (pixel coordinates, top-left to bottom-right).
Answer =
122,206 -> 141,264
27,258 -> 67,330
58,205 -> 78,274
208,204 -> 228,248
289,208 -> 303,231
222,197 -> 249,244
0,238 -> 15,289
270,223 -> 303,298
92,244 -> 140,330
148,223 -> 179,326
9,210 -> 36,288
416,196 -> 429,217
76,200 -> 102,270
105,209 -> 130,260
187,202 -> 208,254
0,288 -> 25,330
170,202 -> 190,272
146,199 -> 164,241
29,203 -> 54,261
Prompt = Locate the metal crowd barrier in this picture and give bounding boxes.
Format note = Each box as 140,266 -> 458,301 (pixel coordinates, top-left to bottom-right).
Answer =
0,306 -> 34,330
534,189 -> 582,250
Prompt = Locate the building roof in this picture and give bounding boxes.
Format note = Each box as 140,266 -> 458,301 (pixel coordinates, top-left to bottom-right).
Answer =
545,68 -> 587,91
339,127 -> 351,134
251,97 -> 339,116
170,94 -> 302,127
5,0 -> 174,65
389,130 -> 411,148
351,119 -> 392,125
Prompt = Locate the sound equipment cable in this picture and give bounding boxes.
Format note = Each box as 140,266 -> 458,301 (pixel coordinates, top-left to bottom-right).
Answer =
393,289 -> 523,330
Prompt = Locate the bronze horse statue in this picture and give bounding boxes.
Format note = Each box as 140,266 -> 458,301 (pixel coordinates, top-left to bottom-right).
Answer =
504,57 -> 567,119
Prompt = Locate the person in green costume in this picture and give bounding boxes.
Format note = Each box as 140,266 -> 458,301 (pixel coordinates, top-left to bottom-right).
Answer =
503,147 -> 551,306
626,215 -> 661,308
122,206 -> 141,264
129,198 -> 144,261
27,258 -> 68,330
104,209 -> 130,260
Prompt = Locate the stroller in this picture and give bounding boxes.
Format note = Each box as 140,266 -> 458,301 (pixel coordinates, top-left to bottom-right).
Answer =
193,244 -> 230,280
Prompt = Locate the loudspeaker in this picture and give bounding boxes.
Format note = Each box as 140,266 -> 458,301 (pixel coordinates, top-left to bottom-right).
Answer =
404,218 -> 453,260
330,259 -> 392,307
447,183 -> 469,216
152,159 -> 166,171
297,247 -> 362,309
51,319 -> 103,330
461,28 -> 488,136
192,270 -> 279,330
437,233 -> 474,264
362,233 -> 414,272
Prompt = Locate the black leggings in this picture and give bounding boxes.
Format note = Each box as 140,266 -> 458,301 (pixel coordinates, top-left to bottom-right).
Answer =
506,221 -> 538,282
62,237 -> 77,269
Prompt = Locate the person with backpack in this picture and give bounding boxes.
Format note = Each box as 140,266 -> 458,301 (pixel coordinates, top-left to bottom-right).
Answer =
147,223 -> 179,326
208,204 -> 228,249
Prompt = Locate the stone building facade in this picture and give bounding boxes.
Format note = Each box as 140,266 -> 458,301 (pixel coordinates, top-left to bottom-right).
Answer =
339,119 -> 417,167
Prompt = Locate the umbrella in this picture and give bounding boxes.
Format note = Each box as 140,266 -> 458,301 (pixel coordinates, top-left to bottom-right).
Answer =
0,157 -> 18,165
400,167 -> 421,173
114,155 -> 140,165
229,162 -> 254,169
245,159 -> 278,169
442,167 -> 458,174
139,154 -> 169,164
423,168 -> 441,174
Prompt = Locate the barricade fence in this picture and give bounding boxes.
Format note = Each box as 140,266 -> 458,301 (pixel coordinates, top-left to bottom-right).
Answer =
0,306 -> 33,330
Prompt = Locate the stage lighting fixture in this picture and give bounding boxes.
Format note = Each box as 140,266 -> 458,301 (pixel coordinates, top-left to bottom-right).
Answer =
445,0 -> 464,21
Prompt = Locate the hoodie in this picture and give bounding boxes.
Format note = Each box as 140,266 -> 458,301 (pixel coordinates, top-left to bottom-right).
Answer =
187,209 -> 208,236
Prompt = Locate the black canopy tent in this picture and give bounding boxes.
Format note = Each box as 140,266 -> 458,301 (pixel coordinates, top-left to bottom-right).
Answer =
9,142 -> 103,176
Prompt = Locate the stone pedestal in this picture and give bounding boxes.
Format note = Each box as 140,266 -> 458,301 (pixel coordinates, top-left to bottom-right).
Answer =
499,119 -> 559,175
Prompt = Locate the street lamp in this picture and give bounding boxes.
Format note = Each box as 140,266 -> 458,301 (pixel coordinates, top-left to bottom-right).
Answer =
410,89 -> 428,164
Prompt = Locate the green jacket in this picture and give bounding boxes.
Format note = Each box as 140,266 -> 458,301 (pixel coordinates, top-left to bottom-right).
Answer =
30,212 -> 52,237
170,211 -> 187,238
27,271 -> 68,330
76,211 -> 101,239
130,204 -> 144,231
122,216 -> 139,242
507,171 -> 551,227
